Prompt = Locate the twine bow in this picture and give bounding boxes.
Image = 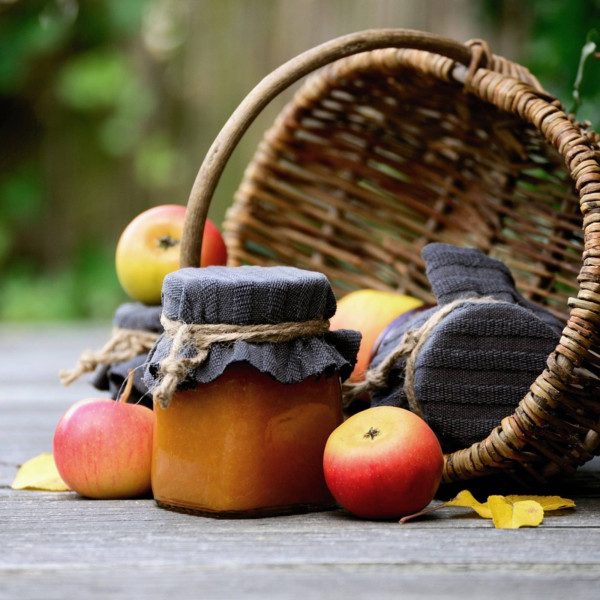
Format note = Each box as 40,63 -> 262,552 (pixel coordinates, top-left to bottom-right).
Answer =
342,297 -> 504,415
59,327 -> 161,386
154,314 -> 330,408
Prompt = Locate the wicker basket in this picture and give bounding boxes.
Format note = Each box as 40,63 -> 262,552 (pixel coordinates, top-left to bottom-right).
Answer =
179,29 -> 600,487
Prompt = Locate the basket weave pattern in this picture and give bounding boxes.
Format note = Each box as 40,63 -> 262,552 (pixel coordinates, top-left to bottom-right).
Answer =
183,31 -> 600,486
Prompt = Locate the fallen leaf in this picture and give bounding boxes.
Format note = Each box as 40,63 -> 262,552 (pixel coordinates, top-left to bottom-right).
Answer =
445,491 -> 575,520
488,495 -> 544,529
11,453 -> 70,492
503,495 -> 575,512
445,489 -> 492,519
399,490 -> 575,526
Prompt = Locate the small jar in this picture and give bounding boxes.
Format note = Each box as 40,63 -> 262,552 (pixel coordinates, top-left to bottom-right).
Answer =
91,302 -> 163,408
144,265 -> 360,517
152,363 -> 343,516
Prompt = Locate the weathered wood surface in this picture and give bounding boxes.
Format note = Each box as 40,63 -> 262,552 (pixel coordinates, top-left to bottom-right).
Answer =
2,323 -> 600,600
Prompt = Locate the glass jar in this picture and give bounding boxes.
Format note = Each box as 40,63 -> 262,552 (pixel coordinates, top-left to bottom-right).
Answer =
152,362 -> 343,517
144,265 -> 360,518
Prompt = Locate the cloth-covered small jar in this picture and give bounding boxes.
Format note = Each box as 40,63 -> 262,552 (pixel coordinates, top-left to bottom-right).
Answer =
60,302 -> 162,408
144,265 -> 360,517
91,302 -> 163,408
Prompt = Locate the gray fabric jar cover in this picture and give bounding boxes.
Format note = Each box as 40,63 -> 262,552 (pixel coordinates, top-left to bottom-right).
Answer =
92,302 -> 163,408
143,265 -> 361,396
369,243 -> 564,452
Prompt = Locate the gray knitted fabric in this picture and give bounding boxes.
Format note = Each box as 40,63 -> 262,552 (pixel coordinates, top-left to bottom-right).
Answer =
143,265 -> 361,393
91,302 -> 163,408
370,243 -> 564,452
112,301 -> 163,332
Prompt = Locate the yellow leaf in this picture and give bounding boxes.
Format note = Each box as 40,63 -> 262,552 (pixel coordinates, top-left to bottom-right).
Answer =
488,495 -> 544,529
503,495 -> 575,512
11,453 -> 71,492
445,489 -> 492,519
399,490 -> 575,525
446,491 -> 575,520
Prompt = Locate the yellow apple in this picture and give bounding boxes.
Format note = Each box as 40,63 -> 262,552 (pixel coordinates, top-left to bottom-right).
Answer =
330,289 -> 424,382
115,204 -> 227,305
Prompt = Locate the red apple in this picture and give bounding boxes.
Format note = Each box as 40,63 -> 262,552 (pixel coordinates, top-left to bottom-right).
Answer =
115,204 -> 227,305
323,406 -> 444,519
53,377 -> 154,499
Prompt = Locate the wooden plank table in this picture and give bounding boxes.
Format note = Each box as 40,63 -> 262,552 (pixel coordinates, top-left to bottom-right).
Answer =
2,323 -> 600,600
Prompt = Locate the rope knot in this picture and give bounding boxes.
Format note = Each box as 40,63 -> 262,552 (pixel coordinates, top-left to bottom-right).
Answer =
59,327 -> 161,386
154,315 -> 330,409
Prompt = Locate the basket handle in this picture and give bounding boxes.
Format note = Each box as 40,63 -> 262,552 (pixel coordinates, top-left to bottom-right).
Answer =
180,28 -> 474,268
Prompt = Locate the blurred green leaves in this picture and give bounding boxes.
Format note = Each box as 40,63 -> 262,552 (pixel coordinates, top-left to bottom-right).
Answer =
2,244 -> 125,321
0,0 -> 188,321
521,0 -> 600,126
0,163 -> 43,223
135,132 -> 181,189
1,0 -> 599,322
56,49 -> 134,111
0,164 -> 43,265
571,29 -> 599,115
56,48 -> 157,155
0,0 -> 72,92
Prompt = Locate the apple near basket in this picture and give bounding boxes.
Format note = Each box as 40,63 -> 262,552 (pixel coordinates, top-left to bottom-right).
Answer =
179,29 -> 600,488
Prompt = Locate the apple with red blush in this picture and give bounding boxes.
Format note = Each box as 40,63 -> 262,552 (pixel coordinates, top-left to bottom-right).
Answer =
115,204 -> 227,305
53,375 -> 154,499
323,406 -> 444,519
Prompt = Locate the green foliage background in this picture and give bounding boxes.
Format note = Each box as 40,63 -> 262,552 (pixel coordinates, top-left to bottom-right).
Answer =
0,0 -> 598,321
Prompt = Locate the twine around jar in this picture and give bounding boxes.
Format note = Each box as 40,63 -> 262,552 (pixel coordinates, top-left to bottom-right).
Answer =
342,297 -> 504,415
154,314 -> 331,408
59,327 -> 161,386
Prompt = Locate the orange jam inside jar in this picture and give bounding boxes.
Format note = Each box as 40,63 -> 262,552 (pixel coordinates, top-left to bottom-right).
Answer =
152,362 -> 343,516
144,265 -> 360,518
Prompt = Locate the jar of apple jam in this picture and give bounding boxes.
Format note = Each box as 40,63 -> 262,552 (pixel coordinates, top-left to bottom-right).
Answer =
144,265 -> 360,517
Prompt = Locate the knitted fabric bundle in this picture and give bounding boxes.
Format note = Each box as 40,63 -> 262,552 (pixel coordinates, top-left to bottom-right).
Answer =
143,265 -> 361,397
369,243 -> 564,451
91,302 -> 163,407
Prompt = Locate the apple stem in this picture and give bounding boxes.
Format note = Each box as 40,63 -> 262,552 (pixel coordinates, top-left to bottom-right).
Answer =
118,369 -> 135,404
399,502 -> 447,524
157,235 -> 180,250
363,427 -> 380,440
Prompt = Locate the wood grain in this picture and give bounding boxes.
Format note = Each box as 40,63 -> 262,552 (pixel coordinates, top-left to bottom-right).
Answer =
2,323 -> 600,600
